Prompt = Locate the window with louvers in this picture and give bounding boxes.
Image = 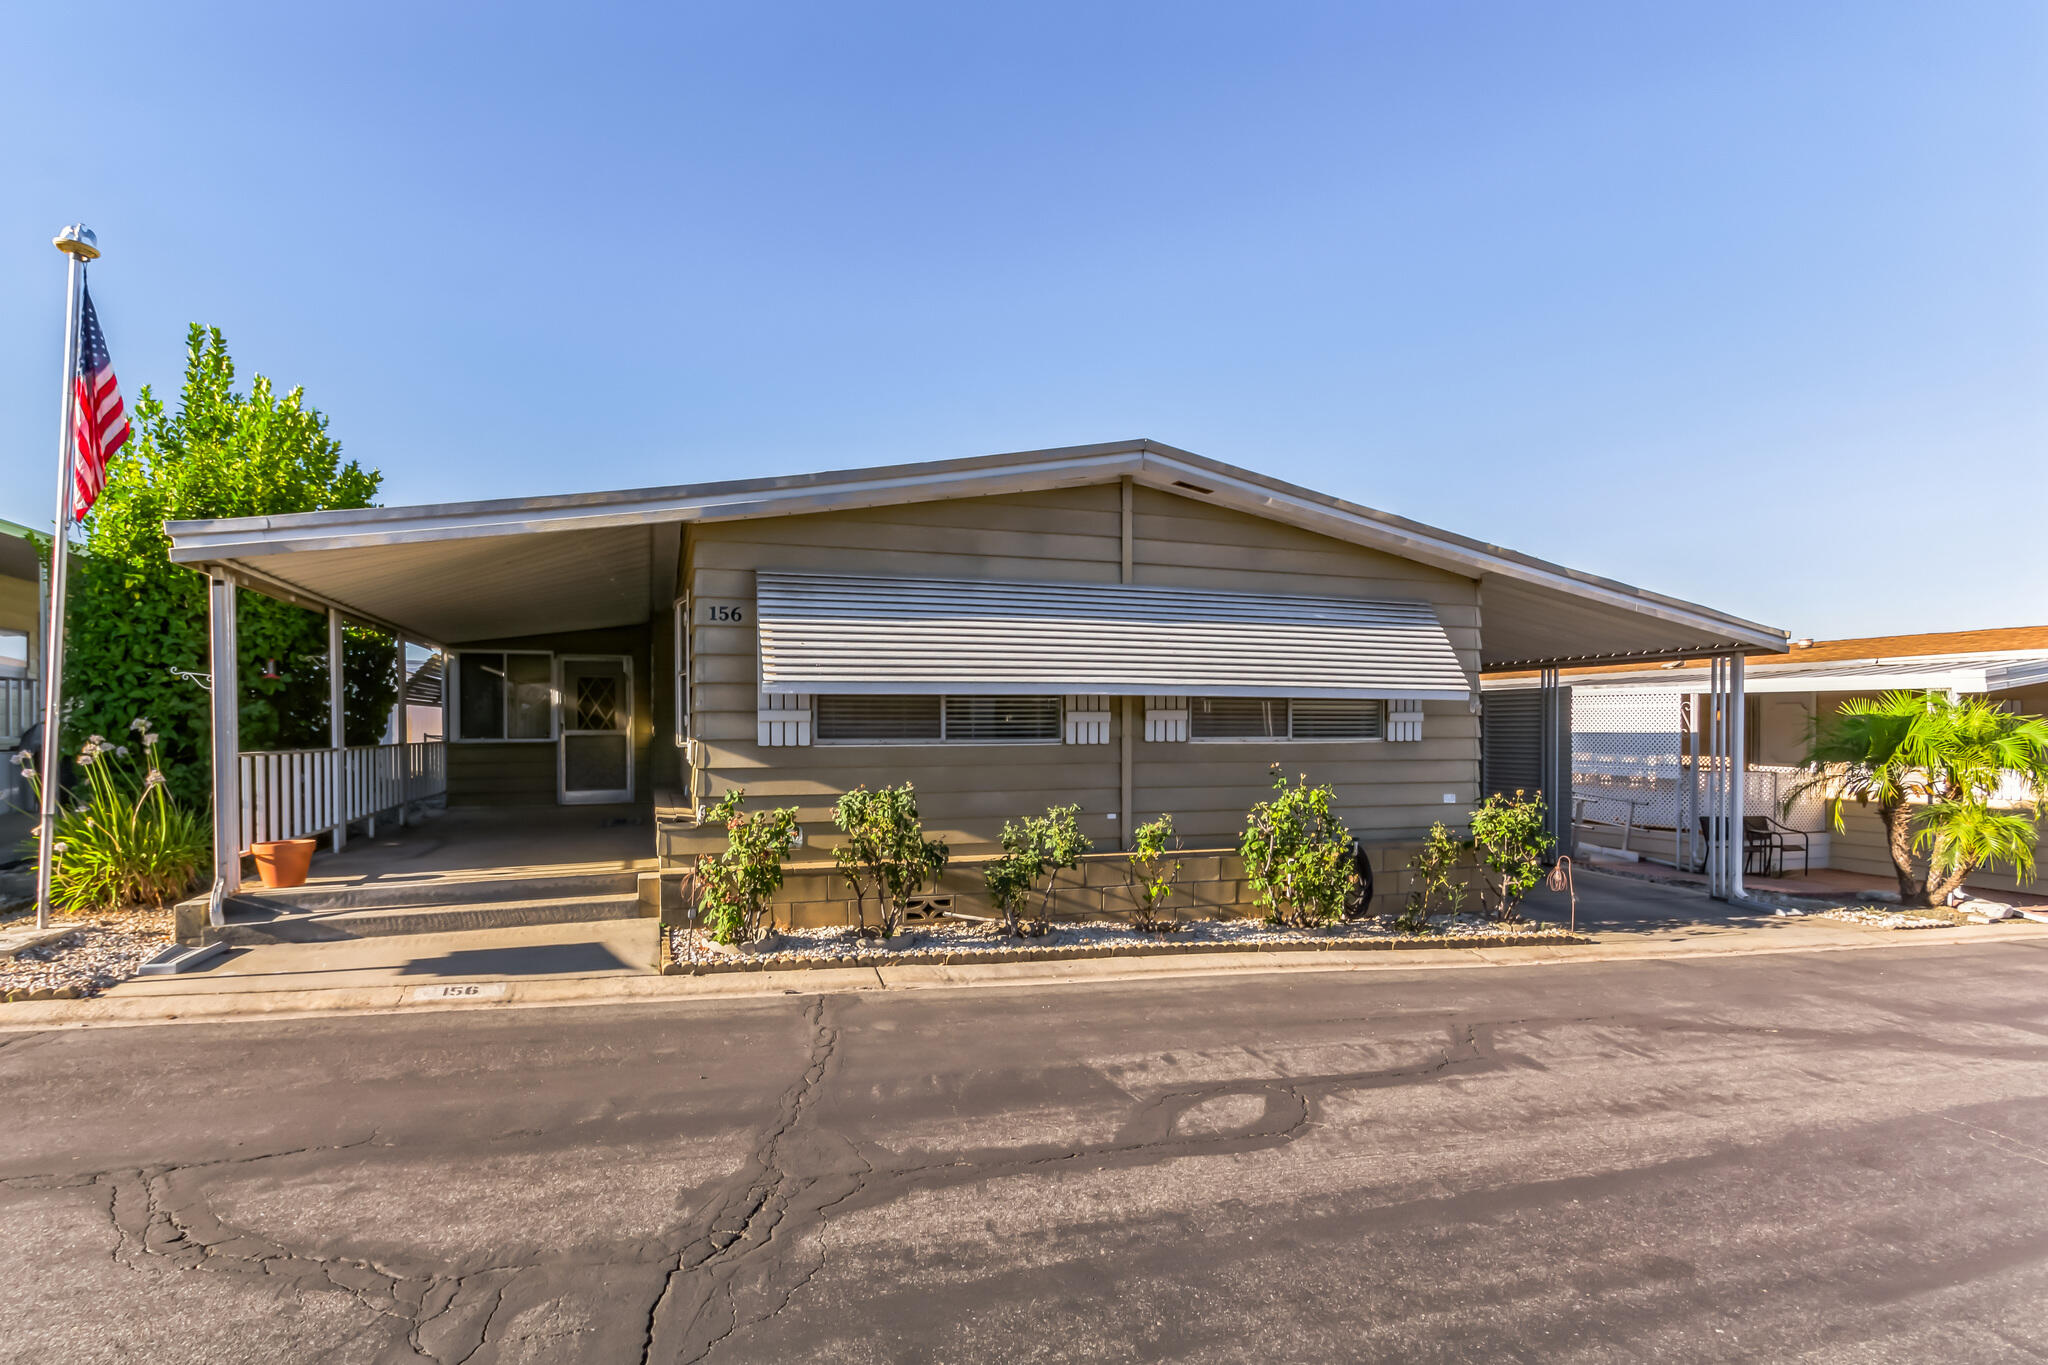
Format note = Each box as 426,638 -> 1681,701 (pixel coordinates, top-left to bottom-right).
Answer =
1190,696 -> 1384,740
1191,697 -> 1285,739
815,695 -> 941,741
1288,698 -> 1383,740
943,695 -> 1060,741
814,694 -> 1063,743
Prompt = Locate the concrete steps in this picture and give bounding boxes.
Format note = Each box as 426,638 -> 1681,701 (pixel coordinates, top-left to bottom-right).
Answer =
215,891 -> 647,945
230,867 -> 640,914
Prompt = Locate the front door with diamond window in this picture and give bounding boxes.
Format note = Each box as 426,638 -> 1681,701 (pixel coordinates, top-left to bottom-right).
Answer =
557,656 -> 633,803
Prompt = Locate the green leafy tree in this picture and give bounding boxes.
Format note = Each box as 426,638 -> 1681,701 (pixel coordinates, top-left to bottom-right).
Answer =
54,326 -> 396,805
1468,790 -> 1552,922
1787,690 -> 2048,907
832,783 -> 950,937
698,788 -> 801,944
984,803 -> 1092,936
1241,767 -> 1353,928
1127,813 -> 1183,931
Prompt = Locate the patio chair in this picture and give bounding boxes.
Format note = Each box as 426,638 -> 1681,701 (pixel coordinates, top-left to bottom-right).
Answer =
1744,815 -> 1810,878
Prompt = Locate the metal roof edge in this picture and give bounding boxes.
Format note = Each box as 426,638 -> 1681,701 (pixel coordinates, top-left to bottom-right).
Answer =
1126,449 -> 1787,653
162,436 -> 1786,652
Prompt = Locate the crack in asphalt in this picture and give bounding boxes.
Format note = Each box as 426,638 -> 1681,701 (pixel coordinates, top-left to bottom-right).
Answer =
641,994 -> 846,1364
6,1004 -> 1544,1362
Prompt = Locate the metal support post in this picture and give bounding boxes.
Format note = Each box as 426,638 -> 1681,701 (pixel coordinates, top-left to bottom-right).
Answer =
328,608 -> 346,853
1729,653 -> 1746,900
32,230 -> 88,930
209,572 -> 242,894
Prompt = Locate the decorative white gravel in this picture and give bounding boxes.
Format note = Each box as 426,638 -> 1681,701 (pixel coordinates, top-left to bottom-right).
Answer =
0,909 -> 176,1000
669,913 -> 1577,969
1815,906 -> 1954,931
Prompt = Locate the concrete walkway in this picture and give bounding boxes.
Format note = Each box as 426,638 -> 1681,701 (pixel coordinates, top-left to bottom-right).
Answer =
4,869 -> 2040,1030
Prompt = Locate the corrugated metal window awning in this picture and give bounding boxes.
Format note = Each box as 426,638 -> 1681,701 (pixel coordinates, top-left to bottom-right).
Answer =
755,573 -> 1472,700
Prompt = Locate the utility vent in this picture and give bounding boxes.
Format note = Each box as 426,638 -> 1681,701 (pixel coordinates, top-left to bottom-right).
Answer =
1144,695 -> 1190,742
757,691 -> 812,747
1387,698 -> 1424,742
1064,695 -> 1111,744
897,894 -> 955,925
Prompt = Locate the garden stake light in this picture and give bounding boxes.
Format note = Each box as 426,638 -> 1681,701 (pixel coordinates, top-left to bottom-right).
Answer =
1546,856 -> 1577,934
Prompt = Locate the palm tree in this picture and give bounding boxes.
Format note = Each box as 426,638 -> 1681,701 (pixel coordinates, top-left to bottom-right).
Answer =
1787,691 -> 2048,907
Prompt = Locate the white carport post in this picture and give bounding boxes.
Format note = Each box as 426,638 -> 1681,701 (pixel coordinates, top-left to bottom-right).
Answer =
393,637 -> 408,828
208,571 -> 242,895
1728,653 -> 1746,901
328,608 -> 346,853
1702,652 -> 1748,902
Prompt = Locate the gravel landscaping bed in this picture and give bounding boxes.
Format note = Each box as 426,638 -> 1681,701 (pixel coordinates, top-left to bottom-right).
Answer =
667,914 -> 1584,973
1813,906 -> 1957,931
0,909 -> 176,1001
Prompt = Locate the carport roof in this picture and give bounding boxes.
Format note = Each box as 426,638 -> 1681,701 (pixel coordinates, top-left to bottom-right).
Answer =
164,438 -> 1787,668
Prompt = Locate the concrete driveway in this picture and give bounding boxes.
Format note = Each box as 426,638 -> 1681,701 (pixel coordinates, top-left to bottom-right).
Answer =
5,937 -> 2048,1362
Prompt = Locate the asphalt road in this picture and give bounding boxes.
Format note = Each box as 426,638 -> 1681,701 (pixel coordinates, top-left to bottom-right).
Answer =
4,940 -> 2047,1363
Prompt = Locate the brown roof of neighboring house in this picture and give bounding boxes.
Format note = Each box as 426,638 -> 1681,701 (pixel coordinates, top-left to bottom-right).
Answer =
1487,625 -> 2048,680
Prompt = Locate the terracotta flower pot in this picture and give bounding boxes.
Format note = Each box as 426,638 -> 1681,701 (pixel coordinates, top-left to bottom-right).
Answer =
251,837 -> 319,889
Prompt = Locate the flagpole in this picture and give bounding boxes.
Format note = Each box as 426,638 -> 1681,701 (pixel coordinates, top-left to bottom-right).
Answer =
33,224 -> 97,931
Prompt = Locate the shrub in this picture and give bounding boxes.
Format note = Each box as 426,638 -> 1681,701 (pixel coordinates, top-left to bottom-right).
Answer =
984,803 -> 1092,936
697,788 -> 800,945
832,783 -> 950,937
1469,790 -> 1553,923
1241,767 -> 1353,929
14,720 -> 207,912
1127,814 -> 1183,932
1395,821 -> 1468,933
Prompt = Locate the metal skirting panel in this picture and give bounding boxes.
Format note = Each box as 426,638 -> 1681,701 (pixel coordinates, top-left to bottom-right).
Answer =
754,572 -> 1471,699
1481,686 -> 1572,852
1482,690 -> 1544,800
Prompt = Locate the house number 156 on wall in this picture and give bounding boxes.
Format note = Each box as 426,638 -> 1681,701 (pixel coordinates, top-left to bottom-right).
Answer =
702,603 -> 746,623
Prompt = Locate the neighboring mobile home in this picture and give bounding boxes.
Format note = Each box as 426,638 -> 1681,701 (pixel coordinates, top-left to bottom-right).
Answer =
164,441 -> 1787,916
0,520 -> 41,751
1484,627 -> 2048,896
0,520 -> 43,857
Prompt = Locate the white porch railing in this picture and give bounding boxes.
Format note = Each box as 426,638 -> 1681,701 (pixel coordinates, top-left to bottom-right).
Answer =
1,676 -> 39,749
237,740 -> 446,852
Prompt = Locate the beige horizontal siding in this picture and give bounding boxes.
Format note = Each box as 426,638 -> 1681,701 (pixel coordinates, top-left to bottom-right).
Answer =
680,480 -> 1481,856
447,743 -> 555,806
447,622 -> 658,804
1830,804 -> 2046,897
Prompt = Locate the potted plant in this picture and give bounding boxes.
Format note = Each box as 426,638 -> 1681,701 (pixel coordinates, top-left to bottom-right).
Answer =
251,837 -> 320,889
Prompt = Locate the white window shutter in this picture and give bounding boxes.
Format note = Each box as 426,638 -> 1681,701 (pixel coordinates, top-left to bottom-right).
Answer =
757,691 -> 812,747
1387,698 -> 1424,742
1064,694 -> 1110,744
1144,695 -> 1190,742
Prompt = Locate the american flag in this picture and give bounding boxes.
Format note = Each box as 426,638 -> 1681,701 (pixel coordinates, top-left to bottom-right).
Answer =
70,282 -> 129,521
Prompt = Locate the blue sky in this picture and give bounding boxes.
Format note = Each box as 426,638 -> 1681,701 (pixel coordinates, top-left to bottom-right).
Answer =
2,2 -> 2041,639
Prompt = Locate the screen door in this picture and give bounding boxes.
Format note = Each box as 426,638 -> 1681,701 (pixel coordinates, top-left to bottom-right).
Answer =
557,656 -> 633,803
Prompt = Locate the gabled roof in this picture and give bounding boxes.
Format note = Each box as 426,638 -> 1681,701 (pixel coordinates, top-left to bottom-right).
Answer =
1775,626 -> 2048,664
164,438 -> 1787,667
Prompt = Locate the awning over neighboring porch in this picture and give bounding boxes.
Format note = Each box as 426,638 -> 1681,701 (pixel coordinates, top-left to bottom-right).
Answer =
754,572 -> 1472,699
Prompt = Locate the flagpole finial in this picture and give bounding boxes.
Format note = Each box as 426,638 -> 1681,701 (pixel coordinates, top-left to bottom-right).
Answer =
53,224 -> 99,260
